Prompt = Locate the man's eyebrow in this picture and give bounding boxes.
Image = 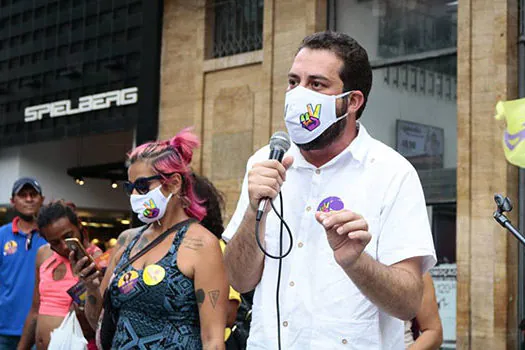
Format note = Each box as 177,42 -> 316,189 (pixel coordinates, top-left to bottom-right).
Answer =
287,73 -> 331,82
308,74 -> 330,82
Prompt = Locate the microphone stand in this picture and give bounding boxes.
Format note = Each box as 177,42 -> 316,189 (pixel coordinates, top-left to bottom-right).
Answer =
493,194 -> 525,246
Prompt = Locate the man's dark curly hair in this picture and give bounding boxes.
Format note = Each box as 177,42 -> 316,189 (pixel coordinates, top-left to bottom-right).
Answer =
298,31 -> 373,120
192,173 -> 225,239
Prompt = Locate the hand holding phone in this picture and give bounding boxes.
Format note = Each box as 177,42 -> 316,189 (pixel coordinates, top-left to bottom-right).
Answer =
67,238 -> 101,290
65,238 -> 95,264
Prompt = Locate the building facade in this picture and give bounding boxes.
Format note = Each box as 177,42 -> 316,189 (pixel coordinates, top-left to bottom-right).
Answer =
0,0 -> 521,347
0,0 -> 164,239
159,0 -> 521,349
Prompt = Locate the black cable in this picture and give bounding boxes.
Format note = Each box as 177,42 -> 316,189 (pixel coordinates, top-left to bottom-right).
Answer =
275,193 -> 284,350
254,194 -> 293,259
254,193 -> 293,350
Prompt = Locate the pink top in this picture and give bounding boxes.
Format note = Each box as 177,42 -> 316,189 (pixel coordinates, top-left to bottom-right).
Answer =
39,252 -> 77,317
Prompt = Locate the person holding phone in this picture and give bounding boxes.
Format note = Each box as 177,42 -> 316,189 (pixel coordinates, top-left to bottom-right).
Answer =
17,201 -> 101,350
72,128 -> 228,350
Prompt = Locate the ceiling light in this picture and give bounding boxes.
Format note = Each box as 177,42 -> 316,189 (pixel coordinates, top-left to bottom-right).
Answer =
120,219 -> 130,225
111,181 -> 118,189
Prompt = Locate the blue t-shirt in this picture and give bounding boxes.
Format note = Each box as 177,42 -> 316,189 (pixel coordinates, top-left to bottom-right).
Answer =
0,219 -> 47,336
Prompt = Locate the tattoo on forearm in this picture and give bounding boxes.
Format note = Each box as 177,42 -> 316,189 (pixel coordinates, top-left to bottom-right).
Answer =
88,295 -> 97,305
208,290 -> 220,309
183,238 -> 204,251
196,289 -> 205,306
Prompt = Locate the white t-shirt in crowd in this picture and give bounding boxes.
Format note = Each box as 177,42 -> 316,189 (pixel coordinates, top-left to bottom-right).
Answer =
223,123 -> 436,350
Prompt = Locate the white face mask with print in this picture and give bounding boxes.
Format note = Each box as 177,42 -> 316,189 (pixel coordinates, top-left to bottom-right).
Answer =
284,86 -> 351,145
130,185 -> 173,224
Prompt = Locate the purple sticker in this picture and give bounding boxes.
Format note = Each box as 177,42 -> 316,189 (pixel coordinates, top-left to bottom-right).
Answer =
317,196 -> 344,213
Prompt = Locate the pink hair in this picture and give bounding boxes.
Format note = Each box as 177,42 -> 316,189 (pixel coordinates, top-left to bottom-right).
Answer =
127,127 -> 206,221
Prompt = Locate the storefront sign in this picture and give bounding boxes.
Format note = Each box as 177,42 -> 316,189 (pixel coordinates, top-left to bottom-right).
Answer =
396,119 -> 444,170
24,87 -> 138,123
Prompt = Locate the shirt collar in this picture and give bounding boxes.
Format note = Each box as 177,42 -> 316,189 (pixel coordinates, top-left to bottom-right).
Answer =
12,216 -> 38,235
287,121 -> 372,169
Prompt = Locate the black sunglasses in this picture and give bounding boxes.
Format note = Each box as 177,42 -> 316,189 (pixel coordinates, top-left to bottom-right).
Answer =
123,175 -> 164,196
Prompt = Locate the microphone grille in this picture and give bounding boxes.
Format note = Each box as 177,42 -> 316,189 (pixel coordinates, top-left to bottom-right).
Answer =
269,131 -> 291,152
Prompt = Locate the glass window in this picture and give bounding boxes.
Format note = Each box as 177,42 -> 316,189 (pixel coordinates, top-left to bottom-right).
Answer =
333,0 -> 457,173
208,0 -> 264,58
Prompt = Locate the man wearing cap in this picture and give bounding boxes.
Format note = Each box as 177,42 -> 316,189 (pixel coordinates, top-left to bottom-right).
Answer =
0,178 -> 47,349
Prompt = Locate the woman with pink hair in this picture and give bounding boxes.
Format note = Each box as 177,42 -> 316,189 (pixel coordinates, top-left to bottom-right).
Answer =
71,128 -> 228,350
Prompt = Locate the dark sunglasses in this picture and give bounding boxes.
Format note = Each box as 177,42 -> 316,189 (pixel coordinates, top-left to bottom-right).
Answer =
123,175 -> 164,196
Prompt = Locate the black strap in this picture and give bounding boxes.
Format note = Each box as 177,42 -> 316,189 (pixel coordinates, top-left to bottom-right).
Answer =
114,218 -> 195,276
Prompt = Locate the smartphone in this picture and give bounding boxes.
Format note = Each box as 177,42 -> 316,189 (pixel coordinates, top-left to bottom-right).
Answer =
65,238 -> 95,265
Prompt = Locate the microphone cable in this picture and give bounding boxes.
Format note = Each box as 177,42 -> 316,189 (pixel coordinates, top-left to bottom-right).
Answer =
254,193 -> 293,350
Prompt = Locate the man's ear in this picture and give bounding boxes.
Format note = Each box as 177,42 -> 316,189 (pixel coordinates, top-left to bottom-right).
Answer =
347,91 -> 365,116
9,197 -> 15,207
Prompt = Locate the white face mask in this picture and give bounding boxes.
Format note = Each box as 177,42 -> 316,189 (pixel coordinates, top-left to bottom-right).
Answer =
284,86 -> 351,145
130,185 -> 173,224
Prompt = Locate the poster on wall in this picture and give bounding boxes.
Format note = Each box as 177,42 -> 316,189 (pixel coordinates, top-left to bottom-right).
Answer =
430,263 -> 456,349
396,120 -> 444,170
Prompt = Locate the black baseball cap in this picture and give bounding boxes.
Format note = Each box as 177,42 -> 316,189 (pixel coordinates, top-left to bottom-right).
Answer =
12,177 -> 43,197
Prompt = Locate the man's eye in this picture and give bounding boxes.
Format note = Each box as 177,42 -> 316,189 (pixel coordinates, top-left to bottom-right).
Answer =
312,81 -> 323,88
288,79 -> 297,86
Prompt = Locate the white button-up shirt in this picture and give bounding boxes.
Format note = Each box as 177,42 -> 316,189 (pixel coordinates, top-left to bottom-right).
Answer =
223,123 -> 436,349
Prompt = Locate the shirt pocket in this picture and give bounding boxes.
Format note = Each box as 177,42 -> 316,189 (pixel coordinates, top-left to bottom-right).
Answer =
310,318 -> 380,349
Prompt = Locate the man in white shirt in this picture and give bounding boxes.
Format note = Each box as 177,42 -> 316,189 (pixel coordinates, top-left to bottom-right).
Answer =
223,31 -> 436,349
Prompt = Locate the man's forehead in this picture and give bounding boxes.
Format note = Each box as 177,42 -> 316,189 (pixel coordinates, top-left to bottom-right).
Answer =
290,48 -> 343,78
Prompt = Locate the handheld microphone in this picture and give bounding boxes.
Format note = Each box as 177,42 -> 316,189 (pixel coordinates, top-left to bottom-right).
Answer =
256,131 -> 291,221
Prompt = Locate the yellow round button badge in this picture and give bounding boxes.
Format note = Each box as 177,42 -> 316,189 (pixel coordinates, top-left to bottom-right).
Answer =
143,264 -> 166,286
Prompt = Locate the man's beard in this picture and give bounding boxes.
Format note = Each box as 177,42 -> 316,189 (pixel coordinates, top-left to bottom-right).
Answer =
14,210 -> 36,223
297,116 -> 347,151
297,99 -> 348,152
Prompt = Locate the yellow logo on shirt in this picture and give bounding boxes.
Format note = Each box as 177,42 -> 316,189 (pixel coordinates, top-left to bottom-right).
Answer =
3,241 -> 18,256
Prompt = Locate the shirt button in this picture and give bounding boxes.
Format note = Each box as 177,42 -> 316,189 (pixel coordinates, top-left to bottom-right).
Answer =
283,321 -> 288,327
306,206 -> 311,212
315,169 -> 321,175
342,339 -> 348,344
298,242 -> 304,248
289,281 -> 295,287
